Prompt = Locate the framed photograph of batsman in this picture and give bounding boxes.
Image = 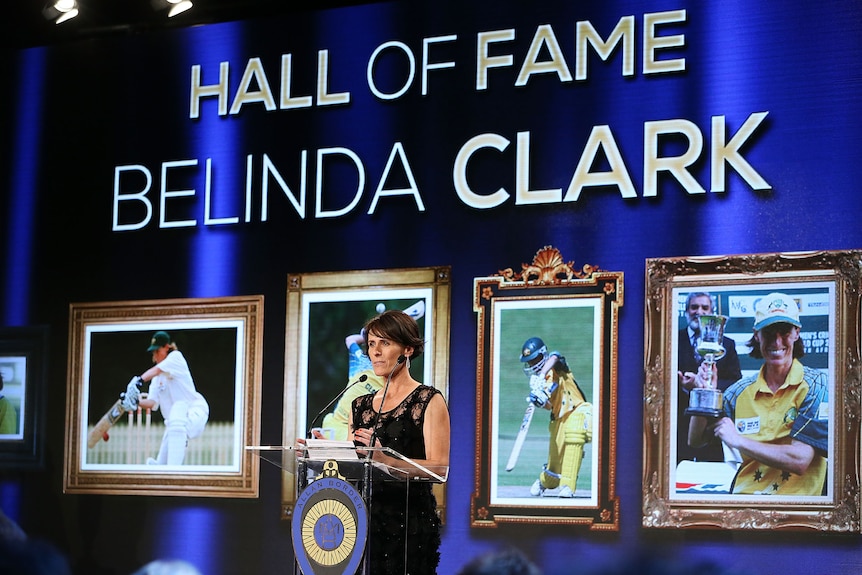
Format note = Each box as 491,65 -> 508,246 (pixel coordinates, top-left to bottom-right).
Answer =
63,296 -> 264,497
643,250 -> 861,532
471,246 -> 621,529
0,326 -> 48,469
281,266 -> 451,519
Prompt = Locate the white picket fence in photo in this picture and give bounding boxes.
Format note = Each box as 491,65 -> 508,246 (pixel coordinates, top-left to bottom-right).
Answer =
86,417 -> 236,466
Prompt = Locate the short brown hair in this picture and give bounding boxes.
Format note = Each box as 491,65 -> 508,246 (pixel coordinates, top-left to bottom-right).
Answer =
363,310 -> 425,359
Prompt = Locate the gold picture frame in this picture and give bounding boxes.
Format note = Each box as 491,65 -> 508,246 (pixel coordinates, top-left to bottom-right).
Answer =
63,296 -> 264,497
643,250 -> 861,531
281,266 -> 451,519
471,246 -> 621,529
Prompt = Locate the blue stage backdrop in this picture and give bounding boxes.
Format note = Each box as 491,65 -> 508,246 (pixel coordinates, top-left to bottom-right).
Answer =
2,1 -> 861,574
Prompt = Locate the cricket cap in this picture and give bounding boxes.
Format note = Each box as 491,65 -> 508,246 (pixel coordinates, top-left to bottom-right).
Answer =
753,293 -> 802,331
147,331 -> 172,352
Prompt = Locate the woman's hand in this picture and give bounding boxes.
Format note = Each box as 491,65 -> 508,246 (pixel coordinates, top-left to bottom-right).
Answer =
352,427 -> 377,457
694,361 -> 718,389
678,370 -> 696,391
711,417 -> 741,448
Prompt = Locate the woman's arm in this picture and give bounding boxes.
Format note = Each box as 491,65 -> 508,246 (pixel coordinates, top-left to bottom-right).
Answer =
136,366 -> 162,410
421,392 -> 450,470
713,417 -> 815,475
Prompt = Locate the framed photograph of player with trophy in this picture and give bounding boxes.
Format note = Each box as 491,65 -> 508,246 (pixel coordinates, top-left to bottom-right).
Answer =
280,266 -> 451,519
643,250 -> 862,532
63,296 -> 264,497
471,246 -> 621,529
0,326 -> 48,469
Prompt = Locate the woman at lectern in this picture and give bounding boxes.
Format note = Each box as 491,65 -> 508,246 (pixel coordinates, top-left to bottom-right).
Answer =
350,310 -> 451,575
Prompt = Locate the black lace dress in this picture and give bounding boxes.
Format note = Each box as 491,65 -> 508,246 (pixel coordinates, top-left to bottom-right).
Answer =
351,385 -> 443,575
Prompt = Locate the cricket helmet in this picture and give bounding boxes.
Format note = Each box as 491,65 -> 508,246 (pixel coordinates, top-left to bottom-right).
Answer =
519,337 -> 548,376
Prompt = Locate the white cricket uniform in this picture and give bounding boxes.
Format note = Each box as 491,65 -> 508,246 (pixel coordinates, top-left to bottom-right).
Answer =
148,350 -> 209,439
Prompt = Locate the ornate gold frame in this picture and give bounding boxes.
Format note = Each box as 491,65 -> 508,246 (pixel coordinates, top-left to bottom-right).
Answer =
643,250 -> 861,531
281,266 -> 451,519
471,246 -> 621,529
64,296 -> 264,497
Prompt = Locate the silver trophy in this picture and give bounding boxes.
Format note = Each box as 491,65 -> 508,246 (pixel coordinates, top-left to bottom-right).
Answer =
685,314 -> 727,418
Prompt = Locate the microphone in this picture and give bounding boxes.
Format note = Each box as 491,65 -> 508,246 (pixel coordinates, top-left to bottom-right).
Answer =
306,374 -> 368,438
367,355 -> 406,449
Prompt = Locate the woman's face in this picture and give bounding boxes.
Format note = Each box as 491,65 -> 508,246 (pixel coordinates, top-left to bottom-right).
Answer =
755,323 -> 799,369
151,345 -> 170,364
366,331 -> 411,377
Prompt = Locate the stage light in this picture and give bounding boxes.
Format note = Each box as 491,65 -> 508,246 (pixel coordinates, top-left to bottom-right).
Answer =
42,0 -> 79,24
151,0 -> 194,18
168,1 -> 193,17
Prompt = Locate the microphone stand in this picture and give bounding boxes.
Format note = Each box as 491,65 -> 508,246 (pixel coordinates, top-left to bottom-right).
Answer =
294,371 -> 373,575
306,374 -> 368,438
361,355 -> 404,575
298,372 -> 369,552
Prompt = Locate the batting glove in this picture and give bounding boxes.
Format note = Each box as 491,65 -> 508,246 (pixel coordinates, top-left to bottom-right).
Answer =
120,391 -> 137,412
530,378 -> 559,407
528,374 -> 544,394
530,387 -> 551,407
121,376 -> 142,411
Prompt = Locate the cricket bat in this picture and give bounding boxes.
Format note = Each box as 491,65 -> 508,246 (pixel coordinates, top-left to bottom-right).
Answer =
87,398 -> 126,448
506,402 -> 535,471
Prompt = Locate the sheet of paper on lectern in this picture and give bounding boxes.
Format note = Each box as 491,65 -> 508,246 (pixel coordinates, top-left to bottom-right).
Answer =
304,439 -> 358,461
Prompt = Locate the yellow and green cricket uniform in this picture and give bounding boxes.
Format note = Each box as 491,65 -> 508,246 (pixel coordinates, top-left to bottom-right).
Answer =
538,355 -> 592,492
722,359 -> 828,496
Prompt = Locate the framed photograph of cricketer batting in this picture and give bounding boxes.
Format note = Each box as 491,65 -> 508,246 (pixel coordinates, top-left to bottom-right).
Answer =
63,296 -> 264,497
643,250 -> 861,532
471,246 -> 621,529
281,266 -> 451,520
0,326 -> 48,470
